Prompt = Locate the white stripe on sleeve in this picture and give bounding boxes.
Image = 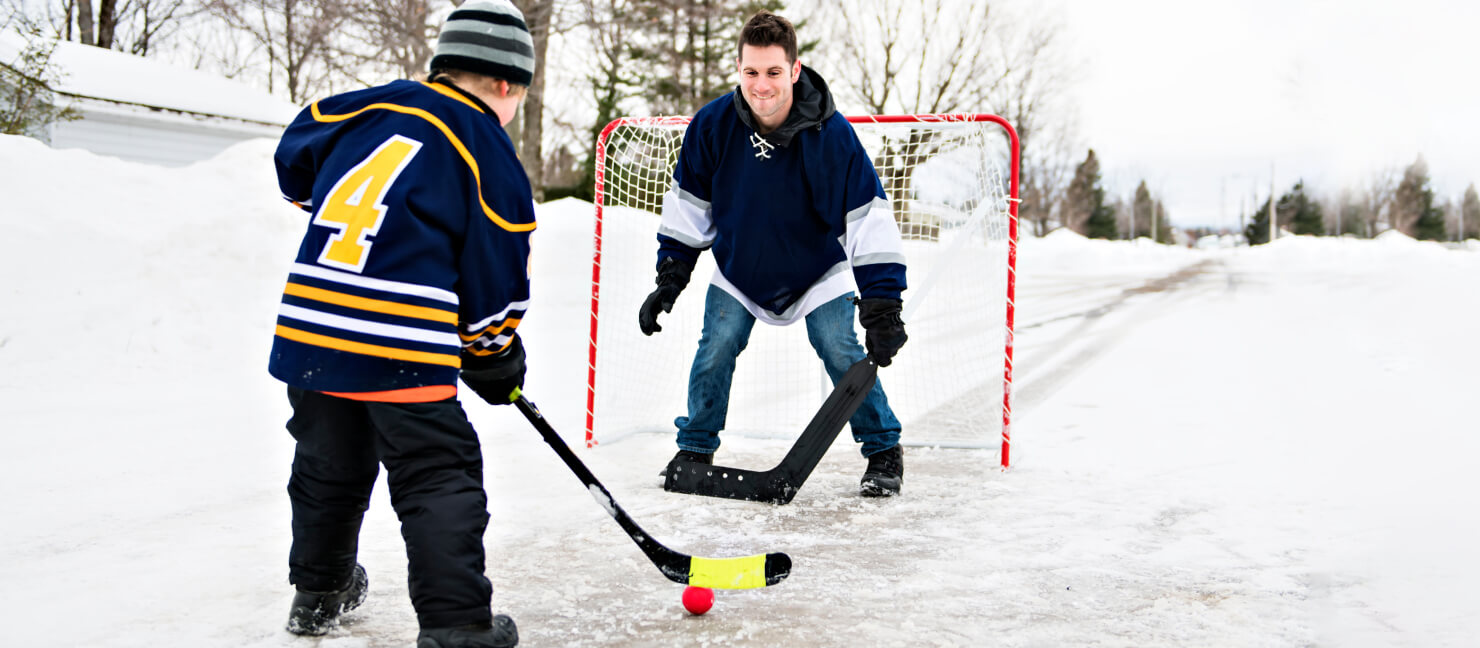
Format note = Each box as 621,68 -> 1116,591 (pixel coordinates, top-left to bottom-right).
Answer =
658,184 -> 717,249
842,197 -> 905,266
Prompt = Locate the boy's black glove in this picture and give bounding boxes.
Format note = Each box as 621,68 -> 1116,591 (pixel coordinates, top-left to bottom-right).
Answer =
460,334 -> 526,405
855,298 -> 907,367
638,258 -> 693,336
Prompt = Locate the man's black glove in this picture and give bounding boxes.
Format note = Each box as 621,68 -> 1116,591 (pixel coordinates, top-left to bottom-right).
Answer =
460,333 -> 526,405
855,297 -> 907,367
638,258 -> 693,336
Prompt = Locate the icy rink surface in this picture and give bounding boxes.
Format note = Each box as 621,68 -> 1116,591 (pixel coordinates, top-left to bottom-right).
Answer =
2,135 -> 1478,647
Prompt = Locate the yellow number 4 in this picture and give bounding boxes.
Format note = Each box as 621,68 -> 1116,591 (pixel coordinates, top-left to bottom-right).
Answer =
313,135 -> 424,272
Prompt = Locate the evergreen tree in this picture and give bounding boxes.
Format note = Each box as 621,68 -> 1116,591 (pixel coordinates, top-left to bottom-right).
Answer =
1285,180 -> 1324,236
1392,155 -> 1446,240
1461,184 -> 1479,240
1245,195 -> 1273,245
1063,149 -> 1115,238
1245,181 -> 1322,243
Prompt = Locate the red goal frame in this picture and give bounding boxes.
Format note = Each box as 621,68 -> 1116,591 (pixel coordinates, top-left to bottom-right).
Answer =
585,114 -> 1020,469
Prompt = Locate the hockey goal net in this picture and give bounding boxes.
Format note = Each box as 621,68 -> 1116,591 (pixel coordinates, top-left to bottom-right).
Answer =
585,114 -> 1019,467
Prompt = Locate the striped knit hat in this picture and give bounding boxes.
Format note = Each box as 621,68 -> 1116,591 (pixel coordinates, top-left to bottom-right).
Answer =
430,0 -> 536,86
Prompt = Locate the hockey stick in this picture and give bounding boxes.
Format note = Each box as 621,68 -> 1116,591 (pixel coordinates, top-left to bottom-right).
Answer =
663,358 -> 878,505
512,390 -> 791,589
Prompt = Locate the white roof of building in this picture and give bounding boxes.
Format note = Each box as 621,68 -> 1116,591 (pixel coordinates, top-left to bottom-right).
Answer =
2,35 -> 302,126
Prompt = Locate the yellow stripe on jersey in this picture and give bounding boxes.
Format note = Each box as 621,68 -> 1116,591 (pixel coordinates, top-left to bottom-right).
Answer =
459,317 -> 522,342
275,325 -> 460,368
688,555 -> 769,590
309,98 -> 537,234
423,81 -> 484,112
285,282 -> 457,324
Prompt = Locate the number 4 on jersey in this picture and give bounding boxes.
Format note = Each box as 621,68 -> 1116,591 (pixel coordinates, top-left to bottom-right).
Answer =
313,135 -> 423,272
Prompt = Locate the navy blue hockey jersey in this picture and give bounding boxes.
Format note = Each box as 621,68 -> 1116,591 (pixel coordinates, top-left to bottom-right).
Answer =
657,72 -> 906,323
269,79 -> 535,399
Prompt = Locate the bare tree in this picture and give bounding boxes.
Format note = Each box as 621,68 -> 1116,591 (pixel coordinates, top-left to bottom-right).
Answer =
810,0 -> 1073,235
1019,122 -> 1073,236
509,0 -> 555,199
1360,166 -> 1398,237
567,0 -> 643,198
988,12 -> 1074,237
1,25 -> 82,136
76,0 -> 95,43
204,0 -> 346,103
327,0 -> 440,86
9,0 -> 196,54
819,0 -> 998,115
119,0 -> 197,56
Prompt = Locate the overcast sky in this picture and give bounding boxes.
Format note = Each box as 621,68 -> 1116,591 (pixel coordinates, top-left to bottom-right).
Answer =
1056,0 -> 1477,229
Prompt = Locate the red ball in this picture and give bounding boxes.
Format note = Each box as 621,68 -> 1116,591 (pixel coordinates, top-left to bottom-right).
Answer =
682,585 -> 714,615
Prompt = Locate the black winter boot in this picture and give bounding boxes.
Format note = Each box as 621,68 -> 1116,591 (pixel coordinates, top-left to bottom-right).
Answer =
659,449 -> 713,478
286,563 -> 368,636
859,445 -> 904,497
417,615 -> 519,648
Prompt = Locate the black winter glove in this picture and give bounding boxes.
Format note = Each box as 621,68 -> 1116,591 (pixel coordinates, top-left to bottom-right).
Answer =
460,333 -> 526,405
638,258 -> 693,336
855,298 -> 908,367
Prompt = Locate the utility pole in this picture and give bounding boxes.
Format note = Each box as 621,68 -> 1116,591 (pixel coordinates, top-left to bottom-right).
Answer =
1268,162 -> 1277,244
1457,193 -> 1465,243
1335,196 -> 1342,237
1231,192 -> 1243,242
1151,192 -> 1159,244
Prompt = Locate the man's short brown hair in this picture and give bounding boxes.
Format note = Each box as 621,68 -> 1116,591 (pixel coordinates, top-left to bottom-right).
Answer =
737,10 -> 797,62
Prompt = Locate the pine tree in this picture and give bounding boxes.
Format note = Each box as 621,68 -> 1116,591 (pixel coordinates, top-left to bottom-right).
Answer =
1392,155 -> 1446,240
1245,181 -> 1322,243
1285,181 -> 1324,236
1245,196 -> 1272,245
1063,149 -> 1115,238
1461,184 -> 1479,241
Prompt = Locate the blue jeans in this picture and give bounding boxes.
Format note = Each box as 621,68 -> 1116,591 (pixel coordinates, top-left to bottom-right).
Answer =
675,286 -> 901,457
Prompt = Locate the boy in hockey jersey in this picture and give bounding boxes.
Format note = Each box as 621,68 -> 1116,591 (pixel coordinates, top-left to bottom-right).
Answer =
267,1 -> 535,645
640,10 -> 910,497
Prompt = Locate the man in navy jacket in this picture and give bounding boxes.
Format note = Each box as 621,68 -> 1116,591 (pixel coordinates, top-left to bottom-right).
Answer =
640,10 -> 910,497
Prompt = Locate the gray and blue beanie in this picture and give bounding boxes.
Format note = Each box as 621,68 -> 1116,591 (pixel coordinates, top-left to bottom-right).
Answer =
430,0 -> 536,86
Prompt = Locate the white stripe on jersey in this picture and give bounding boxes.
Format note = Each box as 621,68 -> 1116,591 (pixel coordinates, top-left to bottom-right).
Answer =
463,299 -> 531,332
278,304 -> 461,347
658,184 -> 717,249
290,263 -> 459,305
841,197 -> 906,266
467,332 -> 516,352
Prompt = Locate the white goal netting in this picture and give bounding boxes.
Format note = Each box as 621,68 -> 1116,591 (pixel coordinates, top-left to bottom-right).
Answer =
585,114 -> 1018,459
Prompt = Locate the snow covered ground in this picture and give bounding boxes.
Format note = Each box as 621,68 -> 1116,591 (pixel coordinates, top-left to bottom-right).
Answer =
2,135 -> 1478,647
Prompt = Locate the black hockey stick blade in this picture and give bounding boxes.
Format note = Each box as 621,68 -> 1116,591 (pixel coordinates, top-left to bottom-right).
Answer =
512,391 -> 790,589
663,358 -> 879,504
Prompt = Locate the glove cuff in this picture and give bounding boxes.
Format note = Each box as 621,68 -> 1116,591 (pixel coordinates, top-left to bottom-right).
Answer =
656,257 -> 693,291
856,298 -> 904,326
461,333 -> 525,379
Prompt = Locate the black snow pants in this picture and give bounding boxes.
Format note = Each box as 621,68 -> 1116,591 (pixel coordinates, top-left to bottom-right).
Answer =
284,387 -> 493,629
